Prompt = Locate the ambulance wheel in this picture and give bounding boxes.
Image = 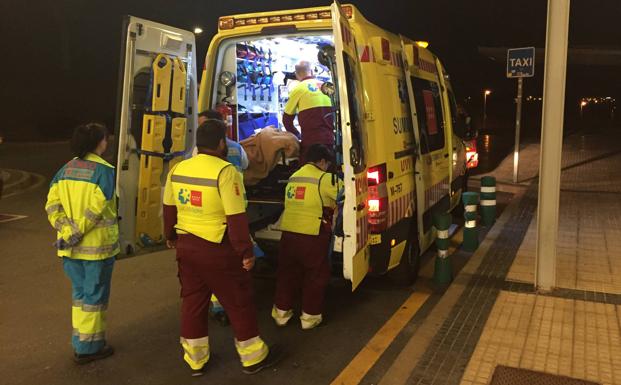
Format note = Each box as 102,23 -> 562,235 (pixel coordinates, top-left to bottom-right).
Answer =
452,171 -> 470,217
388,235 -> 420,286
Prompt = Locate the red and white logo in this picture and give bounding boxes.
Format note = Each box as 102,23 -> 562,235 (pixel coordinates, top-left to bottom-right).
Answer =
190,191 -> 203,206
295,186 -> 306,199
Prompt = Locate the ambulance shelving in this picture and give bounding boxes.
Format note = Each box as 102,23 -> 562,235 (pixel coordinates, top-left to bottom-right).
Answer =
115,2 -> 475,291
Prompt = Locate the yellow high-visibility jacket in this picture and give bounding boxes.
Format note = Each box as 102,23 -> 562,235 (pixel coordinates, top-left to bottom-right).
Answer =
163,154 -> 246,243
280,163 -> 342,236
45,153 -> 119,260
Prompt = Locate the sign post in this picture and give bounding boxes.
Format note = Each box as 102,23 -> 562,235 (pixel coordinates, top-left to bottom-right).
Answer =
507,47 -> 535,183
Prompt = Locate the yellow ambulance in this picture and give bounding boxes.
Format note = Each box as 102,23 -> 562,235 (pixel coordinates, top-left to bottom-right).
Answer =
115,2 -> 475,290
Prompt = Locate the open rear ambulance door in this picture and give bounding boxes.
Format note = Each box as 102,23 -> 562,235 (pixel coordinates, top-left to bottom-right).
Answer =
331,2 -> 370,290
399,37 -> 426,252
115,16 -> 198,255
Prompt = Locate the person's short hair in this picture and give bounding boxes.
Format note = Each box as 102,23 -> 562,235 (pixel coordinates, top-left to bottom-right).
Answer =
305,143 -> 334,164
196,119 -> 226,150
294,61 -> 312,77
70,122 -> 108,159
198,109 -> 223,121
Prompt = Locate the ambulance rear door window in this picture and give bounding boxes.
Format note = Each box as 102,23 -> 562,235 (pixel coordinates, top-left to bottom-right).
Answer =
412,77 -> 445,154
342,52 -> 366,172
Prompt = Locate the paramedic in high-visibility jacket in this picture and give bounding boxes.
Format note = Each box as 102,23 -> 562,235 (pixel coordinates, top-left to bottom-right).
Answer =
45,122 -> 118,364
282,61 -> 334,161
272,144 -> 343,330
197,109 -> 248,327
163,119 -> 281,377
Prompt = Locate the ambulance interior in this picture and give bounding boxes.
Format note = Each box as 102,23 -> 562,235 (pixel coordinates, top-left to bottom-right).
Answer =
210,34 -> 336,238
211,34 -> 333,189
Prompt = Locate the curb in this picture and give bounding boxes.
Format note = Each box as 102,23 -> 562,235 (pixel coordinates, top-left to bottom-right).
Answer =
0,169 -> 47,199
377,183 -> 532,385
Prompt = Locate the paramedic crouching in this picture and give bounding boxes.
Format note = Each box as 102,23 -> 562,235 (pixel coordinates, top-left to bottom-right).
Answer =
282,61 -> 334,162
272,144 -> 343,330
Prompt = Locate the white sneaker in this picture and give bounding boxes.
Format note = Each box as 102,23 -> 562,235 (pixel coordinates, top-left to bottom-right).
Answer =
300,312 -> 322,330
271,305 -> 293,327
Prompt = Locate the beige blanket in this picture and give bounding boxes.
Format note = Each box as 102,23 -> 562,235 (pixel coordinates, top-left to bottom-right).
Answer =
241,127 -> 299,185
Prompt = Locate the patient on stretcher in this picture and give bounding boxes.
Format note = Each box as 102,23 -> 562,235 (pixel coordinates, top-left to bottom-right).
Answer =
240,127 -> 300,186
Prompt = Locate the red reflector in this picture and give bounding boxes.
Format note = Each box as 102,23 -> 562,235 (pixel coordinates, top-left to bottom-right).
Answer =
465,140 -> 478,169
381,38 -> 391,62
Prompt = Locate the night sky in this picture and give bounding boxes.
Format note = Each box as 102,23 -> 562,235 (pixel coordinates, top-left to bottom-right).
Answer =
1,0 -> 620,140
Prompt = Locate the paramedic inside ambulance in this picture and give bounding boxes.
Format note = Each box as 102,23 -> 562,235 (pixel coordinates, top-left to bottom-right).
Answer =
282,61 -> 334,162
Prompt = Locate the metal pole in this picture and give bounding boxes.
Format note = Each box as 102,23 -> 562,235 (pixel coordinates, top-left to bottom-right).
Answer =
535,0 -> 570,291
513,78 -> 523,183
483,92 -> 488,130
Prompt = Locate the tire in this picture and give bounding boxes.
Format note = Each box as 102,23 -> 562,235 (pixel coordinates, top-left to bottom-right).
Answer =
387,232 -> 421,287
451,170 -> 470,216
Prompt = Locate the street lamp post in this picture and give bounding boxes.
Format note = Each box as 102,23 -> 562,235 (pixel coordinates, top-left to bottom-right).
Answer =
483,89 -> 492,130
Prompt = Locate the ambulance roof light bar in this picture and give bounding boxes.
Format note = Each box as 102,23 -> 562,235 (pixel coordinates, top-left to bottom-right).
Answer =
218,5 -> 353,30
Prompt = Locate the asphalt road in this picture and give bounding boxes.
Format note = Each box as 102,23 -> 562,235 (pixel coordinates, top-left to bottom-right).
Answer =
0,141 -> 512,385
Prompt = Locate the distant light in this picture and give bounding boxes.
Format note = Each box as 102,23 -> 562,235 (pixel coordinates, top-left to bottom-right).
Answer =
415,41 -> 429,48
193,27 -> 203,34
580,101 -> 587,107
484,90 -> 492,96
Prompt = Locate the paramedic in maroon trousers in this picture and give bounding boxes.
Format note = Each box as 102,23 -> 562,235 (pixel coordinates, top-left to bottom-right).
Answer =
271,144 -> 343,330
282,61 -> 335,162
163,120 -> 281,376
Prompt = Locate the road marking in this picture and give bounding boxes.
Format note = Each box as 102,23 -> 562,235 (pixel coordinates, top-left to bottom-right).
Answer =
330,288 -> 431,385
0,214 -> 27,223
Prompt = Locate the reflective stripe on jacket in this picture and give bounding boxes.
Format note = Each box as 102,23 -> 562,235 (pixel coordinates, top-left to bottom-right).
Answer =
280,163 -> 342,236
45,153 -> 119,260
163,154 -> 246,243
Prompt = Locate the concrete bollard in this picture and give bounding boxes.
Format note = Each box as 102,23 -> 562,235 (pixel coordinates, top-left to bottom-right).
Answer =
462,192 -> 479,252
433,212 -> 453,285
480,176 -> 497,227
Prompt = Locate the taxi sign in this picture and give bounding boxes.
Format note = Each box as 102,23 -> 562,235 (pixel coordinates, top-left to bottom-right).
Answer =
507,47 -> 535,78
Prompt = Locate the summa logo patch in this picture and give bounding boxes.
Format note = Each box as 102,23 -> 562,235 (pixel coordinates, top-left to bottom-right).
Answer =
178,188 -> 190,205
288,186 -> 306,200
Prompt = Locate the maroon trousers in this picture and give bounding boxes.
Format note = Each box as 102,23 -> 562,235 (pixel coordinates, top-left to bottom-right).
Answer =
274,229 -> 331,315
176,234 -> 259,341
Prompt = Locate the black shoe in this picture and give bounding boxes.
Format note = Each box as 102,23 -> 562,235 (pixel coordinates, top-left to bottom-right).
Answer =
241,345 -> 283,375
190,367 -> 205,377
211,310 -> 229,326
73,344 -> 114,365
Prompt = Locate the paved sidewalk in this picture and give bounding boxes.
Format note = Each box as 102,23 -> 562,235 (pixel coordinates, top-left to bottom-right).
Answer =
379,128 -> 621,385
465,129 -> 621,385
505,131 -> 621,294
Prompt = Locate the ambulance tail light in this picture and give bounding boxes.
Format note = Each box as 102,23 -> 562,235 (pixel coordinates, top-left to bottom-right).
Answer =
368,197 -> 388,232
465,140 -> 478,169
367,164 -> 388,232
367,164 -> 386,186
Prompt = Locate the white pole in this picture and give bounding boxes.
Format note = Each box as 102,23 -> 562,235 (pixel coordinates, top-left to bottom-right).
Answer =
535,0 -> 570,291
513,77 -> 523,183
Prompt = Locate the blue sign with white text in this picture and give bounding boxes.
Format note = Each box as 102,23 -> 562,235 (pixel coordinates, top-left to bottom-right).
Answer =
507,47 -> 535,78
